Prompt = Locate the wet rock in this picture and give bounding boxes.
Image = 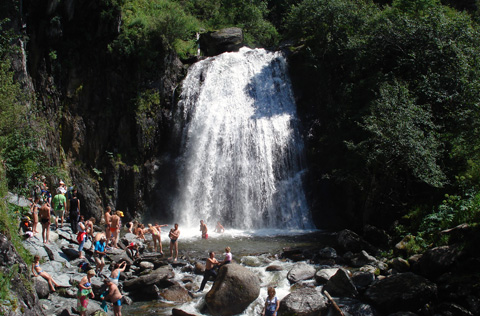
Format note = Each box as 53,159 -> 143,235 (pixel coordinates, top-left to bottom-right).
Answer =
159,282 -> 192,303
61,245 -> 80,259
324,268 -> 358,298
347,250 -> 379,268
206,263 -> 260,316
287,262 -> 316,284
278,286 -> 328,316
194,262 -> 205,274
318,247 -> 338,259
435,302 -> 474,316
281,247 -> 305,261
387,312 -> 418,316
365,272 -> 437,314
315,268 -> 339,285
172,308 -> 197,316
266,265 -> 283,272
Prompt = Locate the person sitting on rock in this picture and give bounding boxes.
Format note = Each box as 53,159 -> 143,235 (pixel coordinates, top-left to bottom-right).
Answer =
19,216 -> 33,239
94,235 -> 107,276
198,251 -> 219,292
219,246 -> 232,266
32,255 -> 59,292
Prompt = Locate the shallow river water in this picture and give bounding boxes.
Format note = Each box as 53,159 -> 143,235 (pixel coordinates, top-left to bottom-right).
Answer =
122,228 -> 333,315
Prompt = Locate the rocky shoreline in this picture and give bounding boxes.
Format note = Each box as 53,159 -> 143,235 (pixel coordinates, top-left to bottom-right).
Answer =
1,220 -> 479,316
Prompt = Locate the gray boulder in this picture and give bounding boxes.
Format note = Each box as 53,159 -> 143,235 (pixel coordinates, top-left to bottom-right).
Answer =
330,297 -> 378,316
278,286 -> 328,316
206,263 -> 260,316
324,268 -> 358,298
413,245 -> 464,278
123,265 -> 175,291
365,272 -> 437,314
34,276 -> 51,298
351,271 -> 375,292
287,262 -> 316,284
199,27 -> 243,57
315,268 -> 339,285
159,282 -> 192,303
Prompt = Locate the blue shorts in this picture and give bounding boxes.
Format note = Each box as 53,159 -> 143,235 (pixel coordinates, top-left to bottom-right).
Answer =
114,299 -> 122,306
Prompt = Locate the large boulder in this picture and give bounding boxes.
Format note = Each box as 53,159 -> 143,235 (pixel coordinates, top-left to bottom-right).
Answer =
315,268 -> 339,285
413,245 -> 464,278
287,262 -> 316,284
199,27 -> 244,57
159,282 -> 192,303
123,265 -> 175,291
332,297 -> 378,316
336,229 -> 378,255
324,269 -> 358,298
278,287 -> 328,316
365,272 -> 437,314
205,263 -> 260,316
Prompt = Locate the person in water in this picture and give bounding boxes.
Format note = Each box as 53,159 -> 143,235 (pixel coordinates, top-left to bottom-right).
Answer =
262,287 -> 280,316
32,255 -> 59,292
200,220 -> 208,239
214,221 -> 225,233
198,251 -> 219,292
168,223 -> 180,262
103,278 -> 123,316
77,269 -> 95,316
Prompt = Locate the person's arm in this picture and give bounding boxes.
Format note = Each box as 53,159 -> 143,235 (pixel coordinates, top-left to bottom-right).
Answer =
275,297 -> 280,315
31,263 -> 36,276
262,299 -> 268,316
119,261 -> 127,271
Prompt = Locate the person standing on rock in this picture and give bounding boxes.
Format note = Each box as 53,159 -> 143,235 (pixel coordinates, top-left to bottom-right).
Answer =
77,269 -> 95,316
198,251 -> 219,292
52,187 -> 66,230
168,223 -> 180,262
68,189 -> 80,234
94,235 -> 107,275
110,211 -> 123,248
262,287 -> 280,316
147,223 -> 163,254
105,206 -> 112,244
32,255 -> 59,292
200,220 -> 208,239
110,261 -> 127,285
77,216 -> 87,259
30,196 -> 40,236
103,278 -> 123,316
39,201 -> 51,244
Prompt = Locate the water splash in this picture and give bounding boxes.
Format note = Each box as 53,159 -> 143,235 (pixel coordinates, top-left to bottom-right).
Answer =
174,47 -> 313,230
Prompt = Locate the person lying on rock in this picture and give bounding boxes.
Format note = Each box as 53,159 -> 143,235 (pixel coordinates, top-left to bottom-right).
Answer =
32,255 -> 59,292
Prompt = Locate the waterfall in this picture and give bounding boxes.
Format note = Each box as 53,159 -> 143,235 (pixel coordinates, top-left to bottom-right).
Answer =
174,47 -> 313,230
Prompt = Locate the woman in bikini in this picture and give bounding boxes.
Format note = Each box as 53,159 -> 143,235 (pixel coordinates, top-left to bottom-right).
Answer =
147,224 -> 162,253
109,261 -> 127,285
32,255 -> 59,292
30,196 -> 40,235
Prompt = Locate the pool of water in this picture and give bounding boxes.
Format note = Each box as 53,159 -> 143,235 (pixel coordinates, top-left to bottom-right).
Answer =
122,229 -> 334,315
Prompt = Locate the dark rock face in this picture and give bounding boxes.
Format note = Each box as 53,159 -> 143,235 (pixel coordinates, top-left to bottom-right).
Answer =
205,263 -> 260,316
278,287 -> 328,316
0,233 -> 45,315
199,27 -> 244,57
337,229 -> 378,255
413,245 -> 464,278
365,272 -> 437,314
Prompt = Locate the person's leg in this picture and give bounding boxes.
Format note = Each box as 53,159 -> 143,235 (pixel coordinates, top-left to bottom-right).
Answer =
78,237 -> 85,258
174,241 -> 178,261
46,225 -> 50,244
159,237 -> 163,254
199,271 -> 209,291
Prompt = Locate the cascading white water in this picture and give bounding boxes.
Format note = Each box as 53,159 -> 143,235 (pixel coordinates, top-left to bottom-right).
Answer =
174,47 -> 313,230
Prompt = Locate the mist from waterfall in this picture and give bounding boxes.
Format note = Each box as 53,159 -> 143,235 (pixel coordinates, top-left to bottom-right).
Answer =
174,47 -> 313,230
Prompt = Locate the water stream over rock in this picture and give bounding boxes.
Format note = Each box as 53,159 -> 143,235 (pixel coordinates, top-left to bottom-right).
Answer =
174,47 -> 313,230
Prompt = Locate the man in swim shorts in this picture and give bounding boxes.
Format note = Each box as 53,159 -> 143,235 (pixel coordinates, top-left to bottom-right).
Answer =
39,202 -> 51,244
110,211 -> 123,248
104,278 -> 123,316
168,223 -> 180,262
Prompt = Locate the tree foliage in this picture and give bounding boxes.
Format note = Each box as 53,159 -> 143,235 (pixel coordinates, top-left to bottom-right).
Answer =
285,0 -> 480,227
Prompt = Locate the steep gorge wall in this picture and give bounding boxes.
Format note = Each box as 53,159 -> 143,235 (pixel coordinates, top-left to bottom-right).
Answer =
11,0 -> 186,222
